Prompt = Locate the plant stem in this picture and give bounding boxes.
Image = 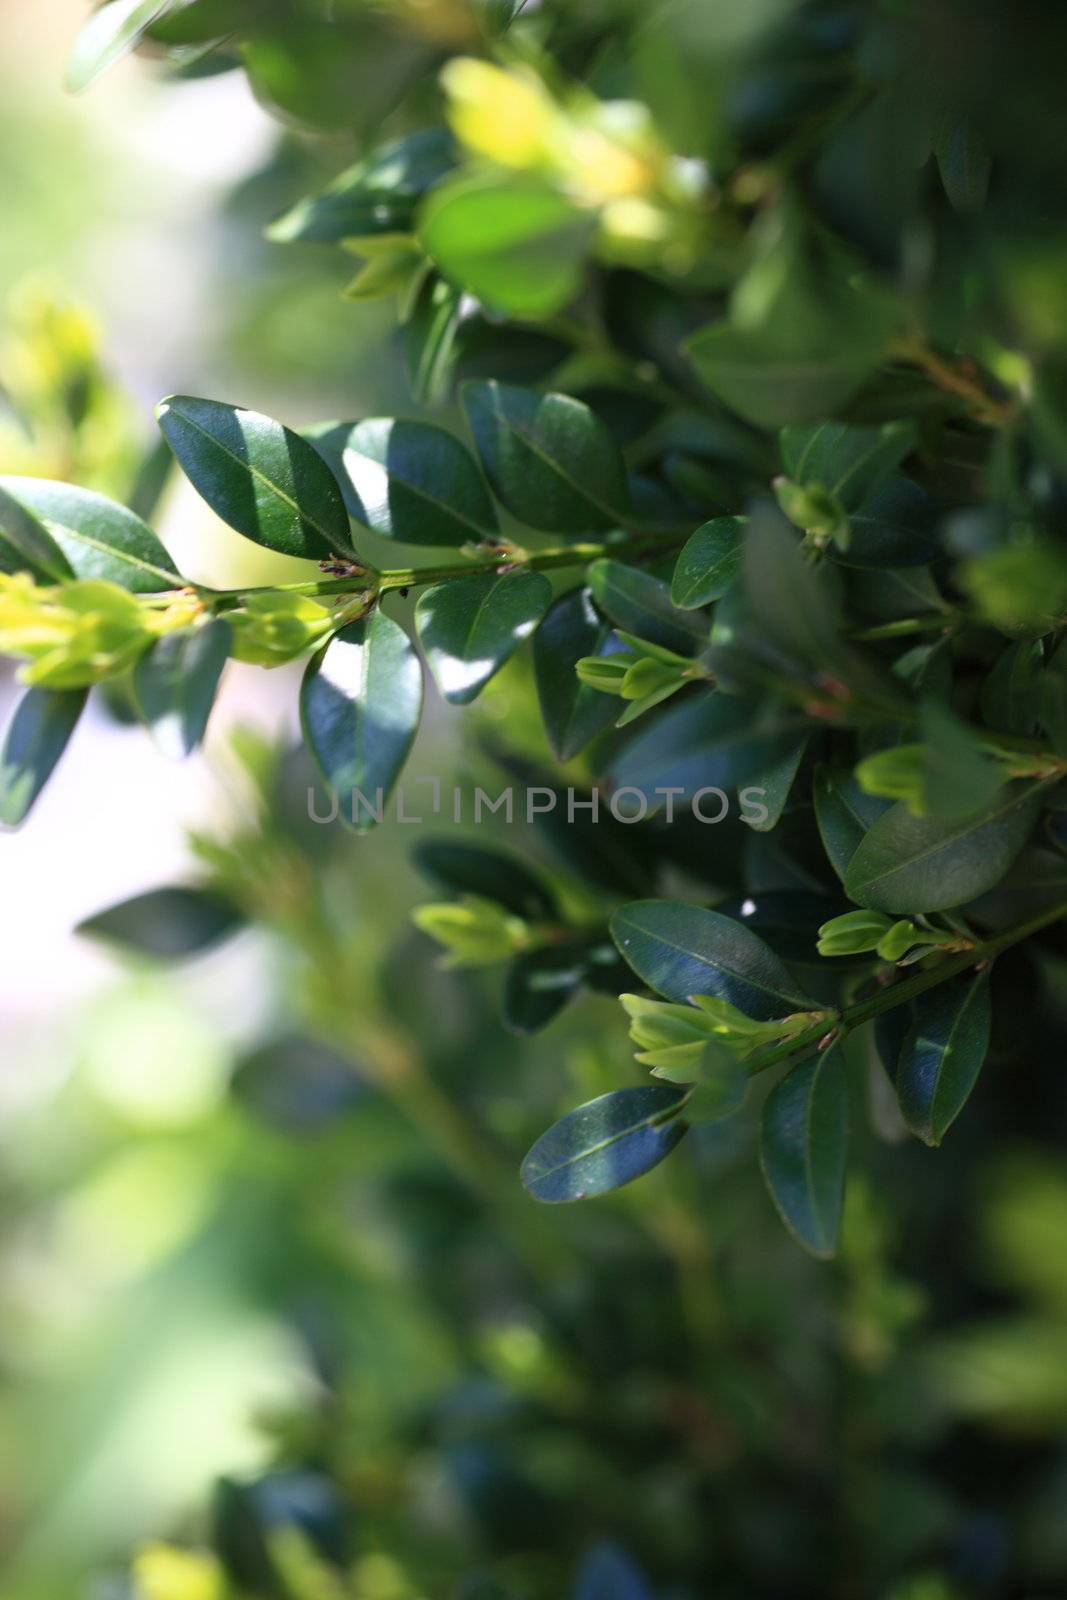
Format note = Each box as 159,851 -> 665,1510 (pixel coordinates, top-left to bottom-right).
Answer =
735,895 -> 1067,1086
848,614 -> 957,643
891,334 -> 1014,427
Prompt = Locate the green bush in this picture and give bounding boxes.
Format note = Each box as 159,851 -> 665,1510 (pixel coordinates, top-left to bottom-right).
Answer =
6,1 -> 1067,1595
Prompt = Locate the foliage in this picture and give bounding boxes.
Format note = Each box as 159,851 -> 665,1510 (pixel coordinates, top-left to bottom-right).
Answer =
6,0 -> 1067,1593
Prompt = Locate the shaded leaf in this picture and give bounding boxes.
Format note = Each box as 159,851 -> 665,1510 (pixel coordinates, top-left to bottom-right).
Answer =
268,127 -> 454,243
77,885 -> 242,958
412,839 -> 556,920
321,417 -> 497,546
534,586 -> 625,760
0,485 -> 73,582
521,1085 -> 687,1202
157,395 -> 351,560
760,1044 -> 848,1258
588,558 -> 707,656
0,686 -> 86,828
896,970 -> 991,1146
0,477 -> 180,593
814,763 -> 891,881
462,380 -> 630,535
300,611 -> 422,829
670,517 -> 745,608
415,570 -> 551,704
133,617 -> 231,759
504,943 -> 586,1034
611,899 -> 811,1019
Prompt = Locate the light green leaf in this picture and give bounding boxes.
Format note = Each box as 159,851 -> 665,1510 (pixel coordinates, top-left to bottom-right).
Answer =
66,0 -> 173,93
0,478 -> 180,593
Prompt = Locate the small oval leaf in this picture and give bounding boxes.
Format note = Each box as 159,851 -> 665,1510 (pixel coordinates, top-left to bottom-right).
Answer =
415,569 -> 551,705
462,380 -> 630,535
133,617 -> 231,760
317,418 -> 497,546
896,970 -> 991,1146
300,610 -> 422,830
588,558 -> 707,655
0,486 -> 73,583
0,478 -> 180,593
670,517 -> 745,608
534,586 -> 623,761
760,1044 -> 848,1258
521,1085 -> 687,1203
611,899 -> 812,1020
157,395 -> 351,560
77,885 -> 242,958
413,839 -> 556,920
0,686 -> 86,828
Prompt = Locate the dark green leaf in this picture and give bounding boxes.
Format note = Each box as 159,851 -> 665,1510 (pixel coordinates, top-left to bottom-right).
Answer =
157,395 -> 351,560
745,735 -> 809,833
504,943 -> 586,1034
608,692 -> 803,809
415,570 -> 551,704
133,617 -> 231,760
0,485 -> 73,582
413,839 -> 556,920
420,176 -> 593,318
0,478 -> 180,593
780,421 -> 915,511
534,587 -> 623,761
77,885 -> 242,958
572,1544 -> 653,1600
670,518 -> 745,608
743,504 -> 841,667
980,640 -> 1044,736
838,478 -> 940,569
404,274 -> 462,406
896,971 -> 991,1146
844,781 -> 1046,913
0,687 -> 86,828
300,611 -> 422,829
520,1085 -> 687,1202
323,418 -> 496,546
760,1044 -> 848,1258
230,1034 -> 366,1133
462,381 -> 630,535
918,700 -> 1003,822
611,899 -> 812,1019
813,763 -> 890,882
268,128 -> 454,243
935,118 -> 991,214
66,0 -> 172,92
587,559 -> 707,656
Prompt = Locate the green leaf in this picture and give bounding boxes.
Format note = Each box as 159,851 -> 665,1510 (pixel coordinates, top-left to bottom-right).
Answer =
779,421 -> 915,512
404,274 -> 462,407
587,559 -> 707,656
324,418 -> 497,547
917,700 -> 1003,822
520,1085 -> 687,1203
268,128 -> 454,244
133,617 -> 231,760
413,839 -> 556,920
935,118 -> 991,215
415,570 -> 551,705
66,0 -> 172,92
0,686 -> 86,828
0,478 -> 180,593
844,781 -> 1047,913
760,1044 -> 848,1258
611,899 -> 812,1020
462,381 -> 631,535
744,734 -> 809,833
608,692 -> 803,809
839,478 -> 940,569
77,885 -> 243,958
156,395 -> 351,560
534,586 -> 624,761
743,504 -> 841,668
420,176 -> 594,318
895,971 -> 991,1146
300,611 -> 422,829
504,943 -> 586,1034
813,763 -> 890,882
980,640 -> 1044,736
0,485 -> 73,583
670,518 -> 745,609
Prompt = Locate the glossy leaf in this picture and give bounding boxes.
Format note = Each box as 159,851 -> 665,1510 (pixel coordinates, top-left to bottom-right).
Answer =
587,559 -> 707,656
412,839 -> 556,920
0,485 -> 73,582
814,763 -> 890,882
77,885 -> 242,958
780,421 -> 915,511
421,176 -> 593,318
845,781 -> 1046,913
133,617 -> 231,759
760,1044 -> 848,1258
534,586 -> 624,760
462,381 -> 630,535
268,128 -> 454,243
0,686 -> 86,828
896,971 -> 991,1146
157,395 -> 351,560
326,418 -> 496,546
611,899 -> 811,1019
66,0 -> 172,92
415,570 -> 551,704
300,611 -> 422,829
670,517 -> 745,609
504,943 -> 586,1034
0,478 -> 180,593
521,1085 -> 687,1203
608,693 -> 804,810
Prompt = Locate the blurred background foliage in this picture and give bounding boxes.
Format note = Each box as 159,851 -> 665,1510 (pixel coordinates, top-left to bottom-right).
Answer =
4,3 -> 1067,1598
